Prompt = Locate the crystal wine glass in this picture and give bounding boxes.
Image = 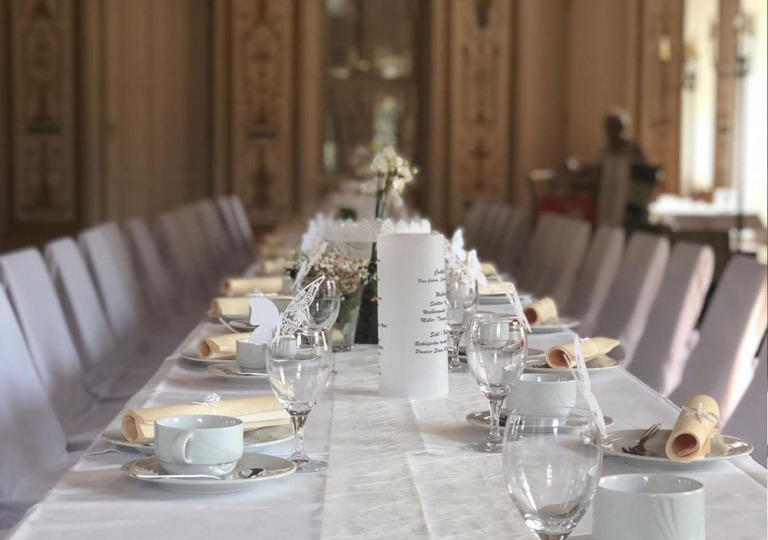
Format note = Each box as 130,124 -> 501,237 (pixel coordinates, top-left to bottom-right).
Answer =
307,278 -> 341,332
466,314 -> 527,452
266,329 -> 331,473
445,272 -> 478,373
503,407 -> 602,540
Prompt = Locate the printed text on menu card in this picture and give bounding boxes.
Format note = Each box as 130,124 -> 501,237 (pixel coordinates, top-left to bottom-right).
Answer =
415,267 -> 447,354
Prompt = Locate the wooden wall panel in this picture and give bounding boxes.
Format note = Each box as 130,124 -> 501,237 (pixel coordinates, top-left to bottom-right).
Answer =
636,0 -> 684,194
230,0 -> 295,228
713,0 -> 740,188
10,0 -> 77,224
448,0 -> 513,227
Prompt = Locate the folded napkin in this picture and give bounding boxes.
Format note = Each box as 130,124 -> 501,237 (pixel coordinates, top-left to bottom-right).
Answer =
524,297 -> 557,325
480,262 -> 498,276
546,337 -> 620,369
122,396 -> 290,443
221,276 -> 284,295
665,394 -> 720,462
478,281 -> 515,295
259,245 -> 294,259
261,259 -> 288,274
197,333 -> 250,358
210,297 -> 251,317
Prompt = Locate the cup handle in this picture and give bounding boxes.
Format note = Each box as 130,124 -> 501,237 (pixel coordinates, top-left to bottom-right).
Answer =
171,432 -> 194,464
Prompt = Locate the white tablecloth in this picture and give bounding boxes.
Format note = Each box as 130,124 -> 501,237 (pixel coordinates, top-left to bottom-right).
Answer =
7,323 -> 767,540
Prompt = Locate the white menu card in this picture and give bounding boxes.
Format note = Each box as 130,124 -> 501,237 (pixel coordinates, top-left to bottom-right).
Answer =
378,233 -> 449,398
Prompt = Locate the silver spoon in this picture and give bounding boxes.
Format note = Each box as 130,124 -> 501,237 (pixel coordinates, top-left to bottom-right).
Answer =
622,423 -> 661,456
134,467 -> 266,480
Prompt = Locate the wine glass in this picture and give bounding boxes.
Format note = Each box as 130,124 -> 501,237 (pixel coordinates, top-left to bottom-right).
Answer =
307,278 -> 341,331
266,329 -> 331,473
445,272 -> 478,373
466,314 -> 527,453
503,407 -> 602,540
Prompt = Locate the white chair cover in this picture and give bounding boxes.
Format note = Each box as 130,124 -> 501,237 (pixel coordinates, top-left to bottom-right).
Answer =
156,210 -> 206,293
0,286 -> 73,519
528,214 -> 571,297
625,242 -> 715,396
462,200 -> 490,251
45,237 -> 123,397
476,203 -> 508,261
592,232 -> 670,364
629,242 -> 715,394
724,338 -> 766,467
669,256 -> 768,425
0,249 -> 118,448
79,223 -> 148,347
496,207 -> 530,274
229,194 -> 255,251
124,218 -> 176,318
517,212 -> 558,292
566,226 -> 625,336
547,218 -> 591,308
216,195 -> 247,256
178,205 -> 219,288
196,199 -> 242,273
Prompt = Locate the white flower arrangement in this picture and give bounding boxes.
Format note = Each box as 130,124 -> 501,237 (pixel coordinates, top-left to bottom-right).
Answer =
369,146 -> 415,216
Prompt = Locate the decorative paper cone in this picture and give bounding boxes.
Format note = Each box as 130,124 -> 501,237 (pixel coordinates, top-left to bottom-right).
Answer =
665,394 -> 720,462
524,297 -> 557,325
546,337 -> 620,369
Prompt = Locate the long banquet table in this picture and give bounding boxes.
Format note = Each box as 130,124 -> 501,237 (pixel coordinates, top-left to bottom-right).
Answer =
7,318 -> 767,540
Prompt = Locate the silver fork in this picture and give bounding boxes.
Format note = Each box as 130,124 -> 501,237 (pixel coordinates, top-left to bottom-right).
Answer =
622,423 -> 661,456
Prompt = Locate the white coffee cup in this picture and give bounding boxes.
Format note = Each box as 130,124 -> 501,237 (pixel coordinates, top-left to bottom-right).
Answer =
155,415 -> 243,476
594,474 -> 705,540
504,371 -> 577,411
236,338 -> 266,372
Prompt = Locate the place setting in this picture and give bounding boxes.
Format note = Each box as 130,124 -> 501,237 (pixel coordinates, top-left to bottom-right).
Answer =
523,296 -> 580,333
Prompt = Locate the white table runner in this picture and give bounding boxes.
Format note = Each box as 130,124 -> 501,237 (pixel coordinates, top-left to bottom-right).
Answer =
7,325 -> 767,540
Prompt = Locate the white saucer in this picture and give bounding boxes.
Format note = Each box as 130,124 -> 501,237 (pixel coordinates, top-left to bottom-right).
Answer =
103,424 -> 293,455
529,317 -> 580,333
603,429 -> 753,470
206,363 -> 268,380
178,351 -> 236,365
122,453 -> 296,494
478,293 -> 534,306
524,355 -> 621,374
466,410 -> 614,429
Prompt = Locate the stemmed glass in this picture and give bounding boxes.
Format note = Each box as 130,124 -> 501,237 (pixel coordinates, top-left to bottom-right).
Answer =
266,328 -> 331,473
445,272 -> 478,373
307,278 -> 341,331
466,314 -> 527,452
503,407 -> 602,540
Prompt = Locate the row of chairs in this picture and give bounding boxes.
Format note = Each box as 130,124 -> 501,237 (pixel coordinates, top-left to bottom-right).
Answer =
0,195 -> 255,530
464,200 -> 768,460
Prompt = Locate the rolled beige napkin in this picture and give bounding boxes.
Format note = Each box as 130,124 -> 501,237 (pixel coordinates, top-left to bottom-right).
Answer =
480,262 -> 498,276
122,396 -> 290,443
221,276 -> 284,295
665,395 -> 720,462
197,332 -> 250,358
524,297 -> 557,325
478,281 -> 515,295
210,297 -> 251,317
545,337 -> 620,369
261,259 -> 288,275
259,245 -> 293,259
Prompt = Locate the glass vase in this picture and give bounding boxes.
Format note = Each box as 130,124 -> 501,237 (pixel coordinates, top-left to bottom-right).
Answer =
332,286 -> 363,352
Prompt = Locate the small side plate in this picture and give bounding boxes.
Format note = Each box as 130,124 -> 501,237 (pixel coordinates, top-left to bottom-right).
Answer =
206,363 -> 268,381
466,410 -> 614,429
529,317 -> 580,333
122,453 -> 296,494
603,428 -> 753,470
524,355 -> 621,374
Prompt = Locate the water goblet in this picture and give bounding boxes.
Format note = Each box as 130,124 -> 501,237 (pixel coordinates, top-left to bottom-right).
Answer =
266,328 -> 331,473
466,314 -> 527,453
503,406 -> 603,540
446,273 -> 478,373
307,278 -> 341,331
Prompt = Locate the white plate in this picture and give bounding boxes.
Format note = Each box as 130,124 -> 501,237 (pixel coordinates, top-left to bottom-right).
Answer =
524,355 -> 621,374
206,363 -> 268,381
103,424 -> 293,455
603,429 -> 753,470
178,351 -> 236,365
466,410 -> 614,429
478,294 -> 534,306
122,453 -> 296,494
529,317 -> 580,333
